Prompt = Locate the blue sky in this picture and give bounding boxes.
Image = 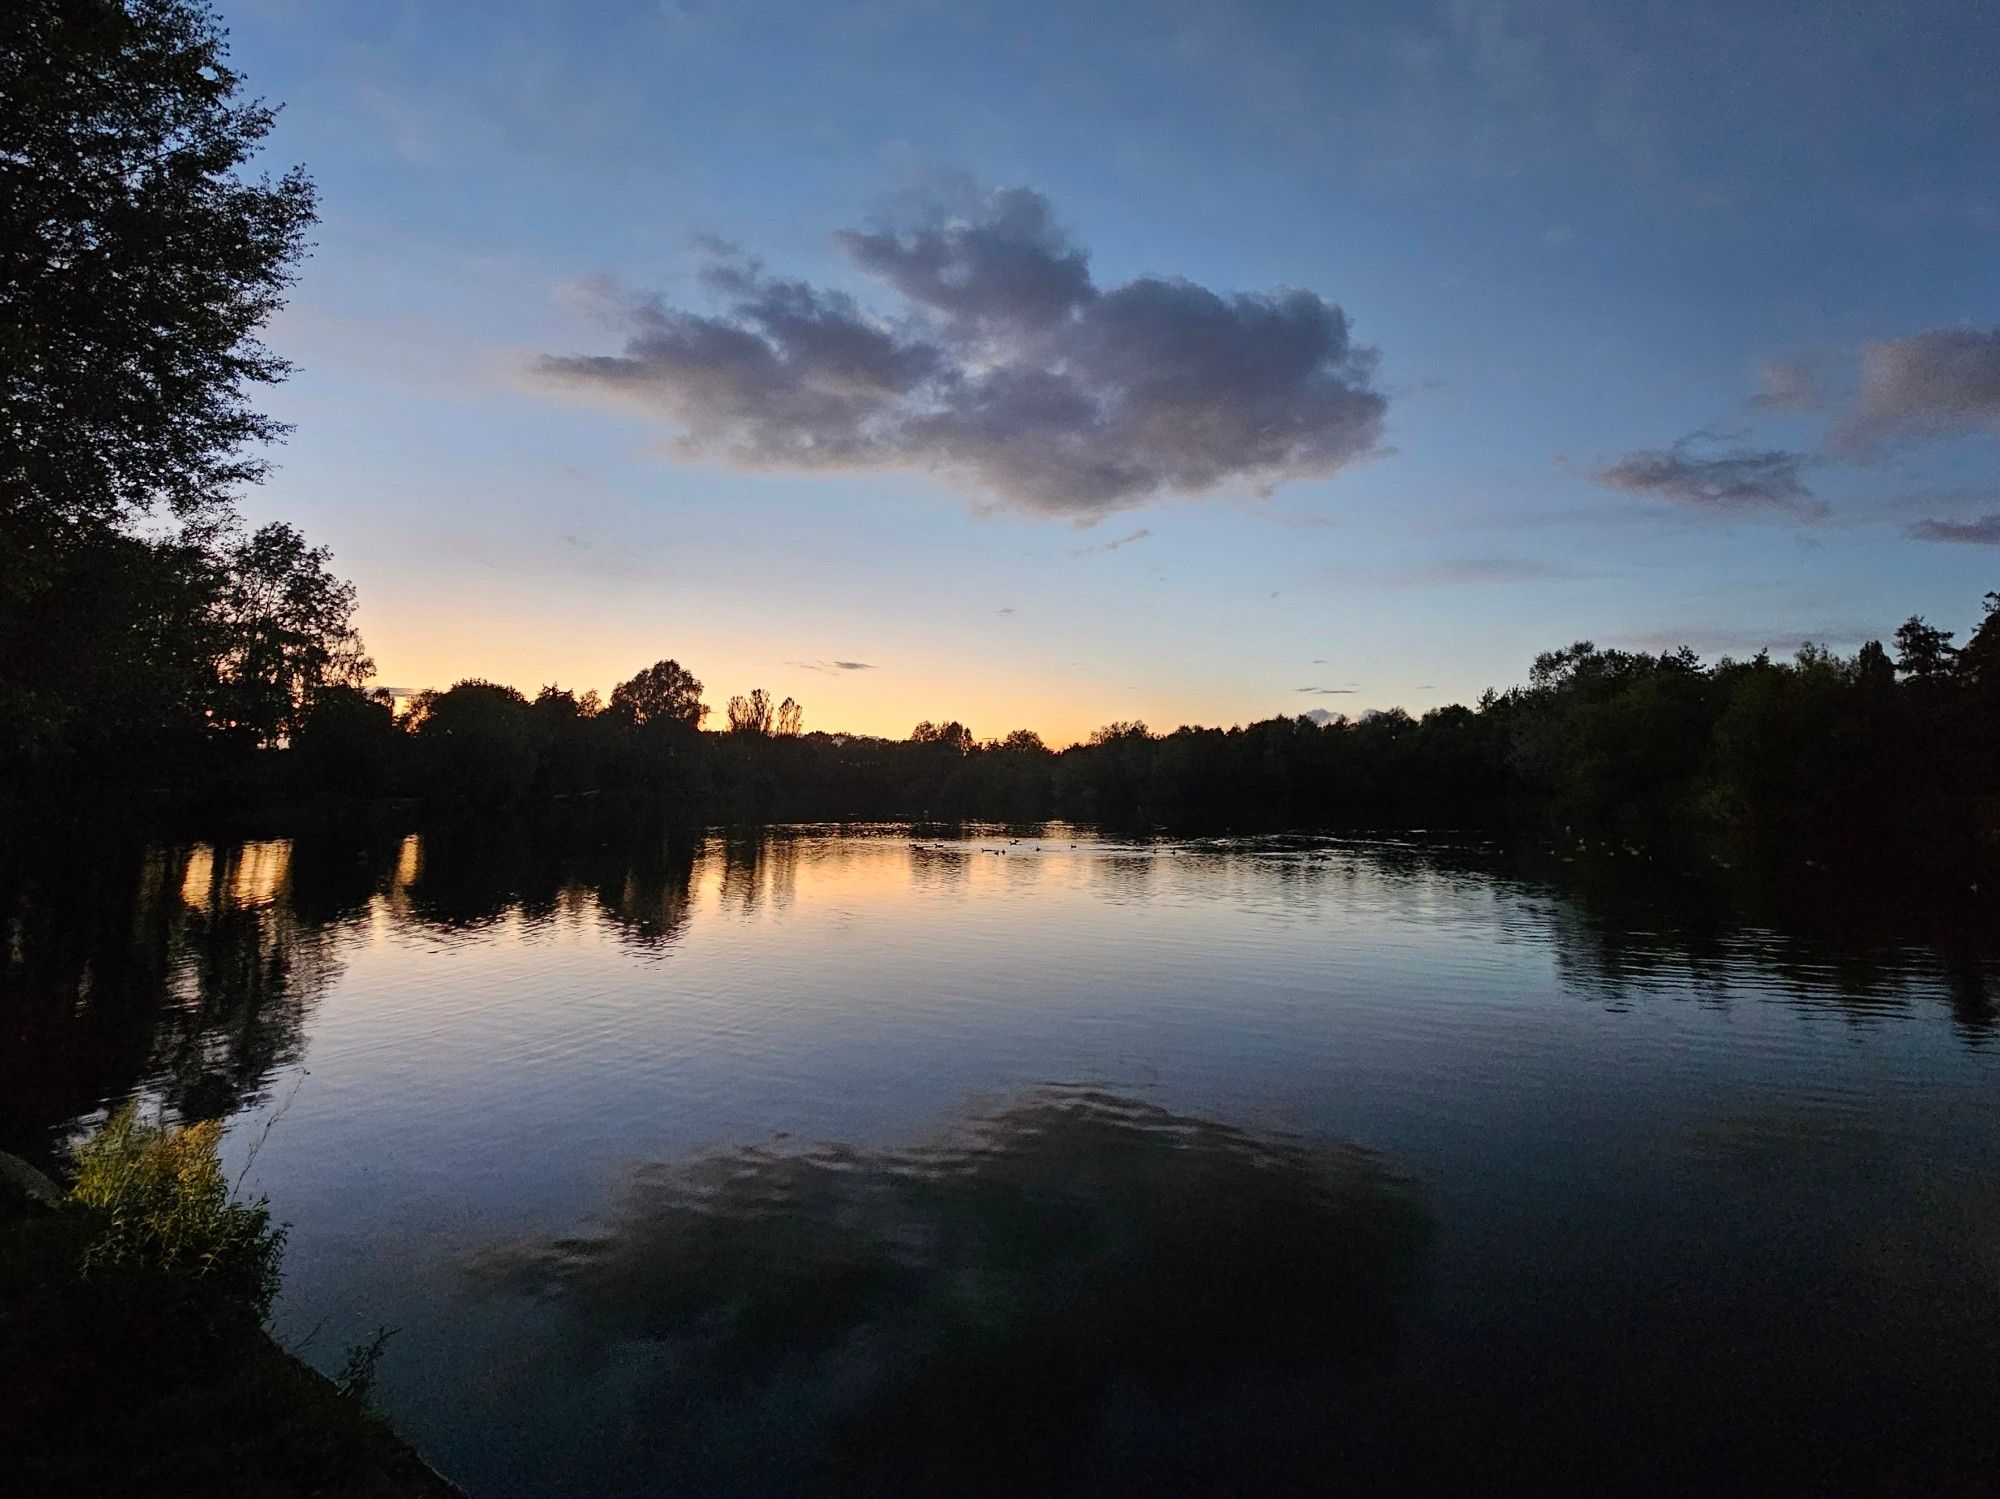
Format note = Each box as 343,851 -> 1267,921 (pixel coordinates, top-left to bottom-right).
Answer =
225,0 -> 1999,741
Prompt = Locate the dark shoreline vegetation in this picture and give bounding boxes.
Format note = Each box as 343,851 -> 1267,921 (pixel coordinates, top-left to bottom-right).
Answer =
0,1108 -> 459,1497
11,596 -> 2000,878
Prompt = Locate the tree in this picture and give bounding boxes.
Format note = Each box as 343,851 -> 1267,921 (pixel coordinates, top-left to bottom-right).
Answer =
1,0 -> 317,539
1893,616 -> 1957,680
407,680 -> 537,805
1,1 -> 356,777
911,720 -> 974,753
1956,593 -> 2000,688
775,697 -> 803,737
728,688 -> 775,736
609,659 -> 706,729
292,685 -> 397,794
1088,720 -> 1152,746
210,523 -> 372,745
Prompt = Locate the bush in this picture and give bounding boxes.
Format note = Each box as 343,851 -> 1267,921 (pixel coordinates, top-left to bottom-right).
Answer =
68,1104 -> 285,1321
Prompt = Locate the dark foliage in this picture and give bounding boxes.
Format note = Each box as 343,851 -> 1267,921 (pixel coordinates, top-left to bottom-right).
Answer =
176,593 -> 1991,869
2,2 -> 363,779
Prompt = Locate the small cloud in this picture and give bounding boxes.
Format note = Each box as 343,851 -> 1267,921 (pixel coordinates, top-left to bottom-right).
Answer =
1301,707 -> 1345,726
1907,512 -> 2000,545
786,659 -> 878,673
995,606 -> 1017,616
1834,326 -> 2000,455
1070,527 -> 1152,557
1295,686 -> 1357,695
1749,358 -> 1828,413
1261,509 -> 1341,531
1585,435 -> 1824,519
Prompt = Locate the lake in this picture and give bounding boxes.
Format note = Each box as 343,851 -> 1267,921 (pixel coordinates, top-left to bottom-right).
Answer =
5,819 -> 1998,1494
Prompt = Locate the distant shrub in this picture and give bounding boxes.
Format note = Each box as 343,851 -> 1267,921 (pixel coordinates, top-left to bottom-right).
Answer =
67,1105 -> 285,1321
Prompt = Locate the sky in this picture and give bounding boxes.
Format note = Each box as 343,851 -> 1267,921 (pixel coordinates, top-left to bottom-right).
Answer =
221,0 -> 2000,744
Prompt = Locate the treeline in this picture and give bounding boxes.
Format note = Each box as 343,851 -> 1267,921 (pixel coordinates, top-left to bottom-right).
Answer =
73,590 -> 1986,862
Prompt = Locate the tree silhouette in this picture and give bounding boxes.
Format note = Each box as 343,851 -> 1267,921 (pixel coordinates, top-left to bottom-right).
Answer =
727,689 -> 775,736
1,0 -> 316,537
610,660 -> 707,729
407,680 -> 537,806
2,0 -> 365,778
911,721 -> 974,752
1894,616 -> 1957,679
210,523 -> 372,745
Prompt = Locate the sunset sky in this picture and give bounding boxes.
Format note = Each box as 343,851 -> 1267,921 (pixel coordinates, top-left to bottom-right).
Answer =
227,0 -> 1998,744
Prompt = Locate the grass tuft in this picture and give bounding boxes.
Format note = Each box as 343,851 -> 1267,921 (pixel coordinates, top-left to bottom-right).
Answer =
67,1103 -> 286,1321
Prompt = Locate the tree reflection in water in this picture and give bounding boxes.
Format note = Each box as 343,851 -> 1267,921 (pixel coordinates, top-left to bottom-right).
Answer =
468,1086 -> 1432,1495
0,838 -> 348,1153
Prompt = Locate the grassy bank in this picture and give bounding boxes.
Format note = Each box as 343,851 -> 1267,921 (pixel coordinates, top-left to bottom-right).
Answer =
0,1112 -> 459,1498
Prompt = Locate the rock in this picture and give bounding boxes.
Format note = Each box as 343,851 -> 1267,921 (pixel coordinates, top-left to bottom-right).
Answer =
0,1149 -> 63,1212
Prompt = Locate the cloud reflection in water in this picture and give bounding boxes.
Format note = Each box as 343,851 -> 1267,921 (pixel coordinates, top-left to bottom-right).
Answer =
467,1085 -> 1431,1494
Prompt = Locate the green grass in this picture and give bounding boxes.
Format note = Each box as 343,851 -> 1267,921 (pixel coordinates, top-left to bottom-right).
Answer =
1,1109 -> 459,1497
67,1104 -> 286,1317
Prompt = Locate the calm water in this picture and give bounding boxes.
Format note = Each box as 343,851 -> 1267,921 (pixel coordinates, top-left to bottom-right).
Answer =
6,820 -> 1999,1494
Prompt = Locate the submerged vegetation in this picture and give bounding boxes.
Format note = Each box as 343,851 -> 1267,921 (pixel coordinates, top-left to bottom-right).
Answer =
0,1107 -> 454,1496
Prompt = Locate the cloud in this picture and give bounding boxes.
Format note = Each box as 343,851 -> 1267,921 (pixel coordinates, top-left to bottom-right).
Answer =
535,185 -> 1387,519
1295,686 -> 1357,695
1749,358 -> 1827,413
1586,434 -> 1824,518
1907,512 -> 2000,545
1070,527 -> 1151,557
1301,707 -> 1345,726
786,659 -> 877,673
995,606 -> 1017,615
1835,326 -> 2000,454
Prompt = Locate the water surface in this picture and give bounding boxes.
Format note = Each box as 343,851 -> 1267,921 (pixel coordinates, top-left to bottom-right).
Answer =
5,822 -> 1997,1493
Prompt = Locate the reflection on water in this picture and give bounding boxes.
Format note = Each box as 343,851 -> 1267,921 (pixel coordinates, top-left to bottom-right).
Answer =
470,1085 -> 1429,1495
3,818 -> 1999,1493
0,837 -> 351,1143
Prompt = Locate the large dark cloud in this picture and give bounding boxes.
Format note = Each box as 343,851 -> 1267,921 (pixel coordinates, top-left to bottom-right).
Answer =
1836,327 -> 2000,453
1907,512 -> 2000,545
536,186 -> 1387,519
1587,435 -> 1824,519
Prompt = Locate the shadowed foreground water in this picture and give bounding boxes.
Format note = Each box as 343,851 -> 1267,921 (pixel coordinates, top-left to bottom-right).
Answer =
4,820 -> 1998,1494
